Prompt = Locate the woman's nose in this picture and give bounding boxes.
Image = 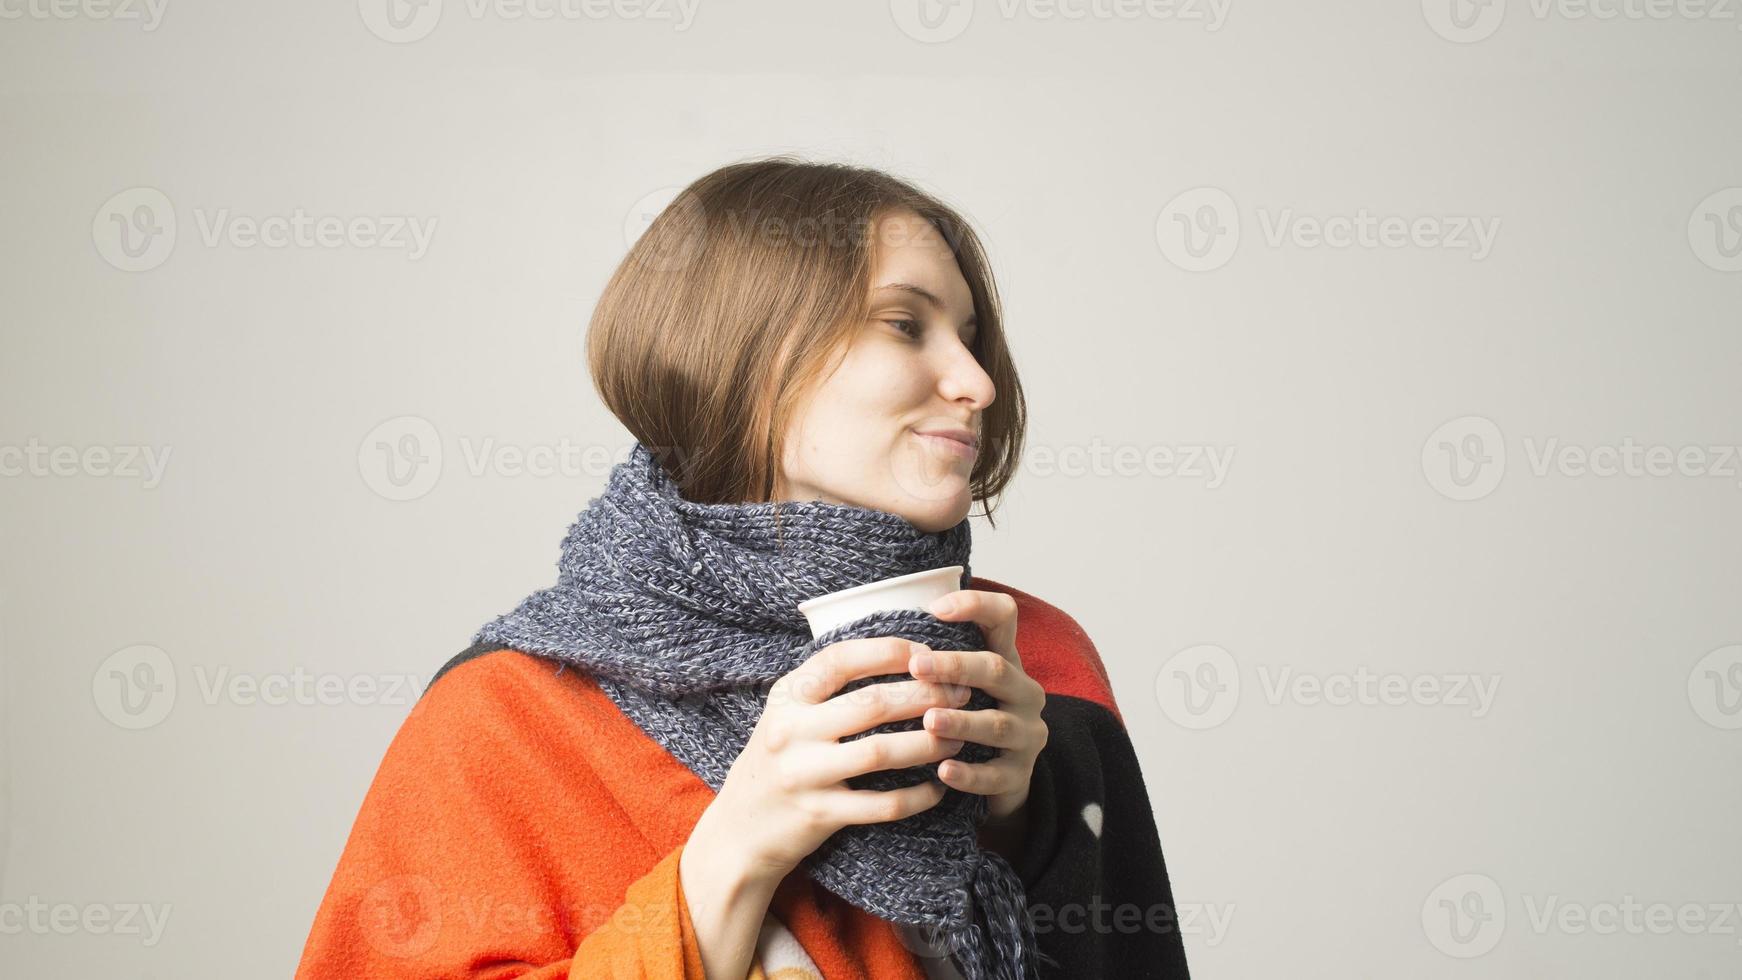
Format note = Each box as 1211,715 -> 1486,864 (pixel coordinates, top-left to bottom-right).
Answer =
938,345 -> 995,410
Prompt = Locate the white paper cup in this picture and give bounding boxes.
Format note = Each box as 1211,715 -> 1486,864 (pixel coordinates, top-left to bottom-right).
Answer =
802,563 -> 977,965
797,565 -> 965,640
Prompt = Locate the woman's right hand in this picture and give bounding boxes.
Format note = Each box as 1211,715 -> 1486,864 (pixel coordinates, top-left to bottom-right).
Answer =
697,635 -> 972,886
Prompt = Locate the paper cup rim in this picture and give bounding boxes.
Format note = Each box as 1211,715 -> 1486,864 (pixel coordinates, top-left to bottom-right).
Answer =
796,564 -> 965,614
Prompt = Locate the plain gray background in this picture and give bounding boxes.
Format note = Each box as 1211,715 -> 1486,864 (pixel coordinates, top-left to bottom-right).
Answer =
3,1 -> 1740,976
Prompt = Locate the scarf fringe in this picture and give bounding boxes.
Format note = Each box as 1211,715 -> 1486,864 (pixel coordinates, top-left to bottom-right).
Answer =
923,850 -> 1032,980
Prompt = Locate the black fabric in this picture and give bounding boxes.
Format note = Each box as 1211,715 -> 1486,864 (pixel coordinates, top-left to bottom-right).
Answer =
427,640 -> 508,692
1012,692 -> 1192,978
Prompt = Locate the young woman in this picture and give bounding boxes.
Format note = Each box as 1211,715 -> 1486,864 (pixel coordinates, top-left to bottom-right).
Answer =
297,158 -> 1191,979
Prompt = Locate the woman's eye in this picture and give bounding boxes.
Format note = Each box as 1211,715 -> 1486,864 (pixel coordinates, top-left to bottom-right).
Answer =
885,318 -> 923,339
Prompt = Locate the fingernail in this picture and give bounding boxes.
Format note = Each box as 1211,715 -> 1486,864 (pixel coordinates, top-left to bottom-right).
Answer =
911,652 -> 934,674
929,596 -> 956,615
941,739 -> 965,753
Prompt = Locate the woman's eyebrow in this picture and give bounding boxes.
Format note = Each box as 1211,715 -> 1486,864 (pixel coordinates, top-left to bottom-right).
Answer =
874,282 -> 979,330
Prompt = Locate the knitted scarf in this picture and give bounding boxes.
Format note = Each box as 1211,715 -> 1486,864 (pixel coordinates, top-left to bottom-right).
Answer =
473,441 -> 1044,980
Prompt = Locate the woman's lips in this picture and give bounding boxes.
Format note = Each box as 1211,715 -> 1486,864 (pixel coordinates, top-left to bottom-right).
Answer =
914,430 -> 978,460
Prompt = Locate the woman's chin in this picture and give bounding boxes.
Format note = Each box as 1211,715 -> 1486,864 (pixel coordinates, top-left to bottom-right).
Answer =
892,492 -> 973,533
881,459 -> 974,531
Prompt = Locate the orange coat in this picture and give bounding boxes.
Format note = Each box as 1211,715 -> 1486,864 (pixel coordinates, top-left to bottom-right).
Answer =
296,578 -> 1148,979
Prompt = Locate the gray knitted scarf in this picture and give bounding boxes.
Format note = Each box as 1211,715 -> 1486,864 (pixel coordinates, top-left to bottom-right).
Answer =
473,441 -> 1045,980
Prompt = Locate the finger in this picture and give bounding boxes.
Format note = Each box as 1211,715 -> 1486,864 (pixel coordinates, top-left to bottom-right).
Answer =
825,780 -> 949,826
921,704 -> 1035,751
775,636 -> 927,707
815,729 -> 965,784
927,589 -> 1020,661
805,678 -> 971,741
910,649 -> 1042,709
936,753 -> 1022,794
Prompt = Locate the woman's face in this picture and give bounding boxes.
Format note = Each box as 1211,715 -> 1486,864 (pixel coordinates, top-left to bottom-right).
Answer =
775,208 -> 997,533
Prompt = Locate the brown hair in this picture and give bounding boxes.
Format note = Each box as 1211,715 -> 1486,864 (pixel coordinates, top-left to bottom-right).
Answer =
586,155 -> 1026,524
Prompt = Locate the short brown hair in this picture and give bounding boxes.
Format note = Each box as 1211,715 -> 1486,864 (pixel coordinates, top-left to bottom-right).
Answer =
586,155 -> 1027,523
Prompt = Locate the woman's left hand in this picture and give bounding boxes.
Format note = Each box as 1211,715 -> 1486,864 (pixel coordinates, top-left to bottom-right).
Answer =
910,589 -> 1049,823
